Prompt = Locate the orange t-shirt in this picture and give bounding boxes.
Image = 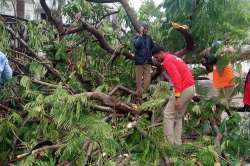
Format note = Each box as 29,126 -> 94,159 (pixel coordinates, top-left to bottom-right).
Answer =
213,65 -> 235,89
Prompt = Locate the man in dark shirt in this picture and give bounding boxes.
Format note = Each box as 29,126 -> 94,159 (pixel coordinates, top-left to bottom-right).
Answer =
133,22 -> 154,97
0,51 -> 12,84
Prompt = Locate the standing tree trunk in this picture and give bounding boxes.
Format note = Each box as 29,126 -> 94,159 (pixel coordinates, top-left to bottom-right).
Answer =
16,0 -> 25,18
57,0 -> 65,23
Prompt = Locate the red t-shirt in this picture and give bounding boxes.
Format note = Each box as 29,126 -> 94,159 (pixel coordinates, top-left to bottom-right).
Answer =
163,53 -> 195,96
243,71 -> 250,106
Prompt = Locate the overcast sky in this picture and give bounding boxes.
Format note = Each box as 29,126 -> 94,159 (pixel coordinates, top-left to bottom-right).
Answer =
131,0 -> 164,11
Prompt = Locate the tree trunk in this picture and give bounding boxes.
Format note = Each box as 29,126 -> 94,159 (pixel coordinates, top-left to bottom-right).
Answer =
16,0 -> 25,18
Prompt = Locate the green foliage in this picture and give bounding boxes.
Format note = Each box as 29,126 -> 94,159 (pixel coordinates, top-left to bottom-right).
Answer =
162,0 -> 250,51
29,62 -> 47,80
140,81 -> 170,111
197,146 -> 217,166
0,23 -> 11,52
0,0 -> 250,165
27,21 -> 54,52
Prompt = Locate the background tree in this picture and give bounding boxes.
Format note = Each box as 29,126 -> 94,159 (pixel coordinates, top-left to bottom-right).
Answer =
0,0 -> 250,165
16,0 -> 25,18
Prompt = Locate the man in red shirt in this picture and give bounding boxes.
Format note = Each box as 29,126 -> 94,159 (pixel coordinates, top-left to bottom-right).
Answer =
243,69 -> 250,109
152,44 -> 195,145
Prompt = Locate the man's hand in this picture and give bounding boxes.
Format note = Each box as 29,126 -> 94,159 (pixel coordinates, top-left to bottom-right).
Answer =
175,97 -> 181,110
139,26 -> 144,36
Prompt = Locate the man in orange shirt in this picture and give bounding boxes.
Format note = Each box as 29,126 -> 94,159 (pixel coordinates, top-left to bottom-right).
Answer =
201,42 -> 235,100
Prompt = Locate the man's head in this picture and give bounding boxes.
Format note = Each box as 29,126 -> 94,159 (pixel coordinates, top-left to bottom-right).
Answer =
140,21 -> 149,34
152,44 -> 165,62
201,48 -> 218,72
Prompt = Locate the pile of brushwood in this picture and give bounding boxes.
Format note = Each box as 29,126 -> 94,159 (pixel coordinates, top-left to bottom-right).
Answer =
0,0 -> 250,165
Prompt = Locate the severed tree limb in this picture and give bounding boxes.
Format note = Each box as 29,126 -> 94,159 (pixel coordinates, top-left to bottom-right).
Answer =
64,26 -> 84,35
23,77 -> 136,116
108,85 -> 136,96
119,0 -> 140,32
32,78 -> 66,89
0,14 -> 28,22
80,19 -> 117,54
210,118 -> 222,155
73,19 -> 134,60
84,143 -> 94,166
39,0 -> 65,35
8,144 -> 64,164
90,104 -> 115,113
75,92 -> 138,116
39,0 -> 135,61
172,22 -> 195,57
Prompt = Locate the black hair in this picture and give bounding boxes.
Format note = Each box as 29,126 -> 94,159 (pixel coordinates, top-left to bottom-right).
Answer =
152,44 -> 165,55
201,54 -> 218,72
141,21 -> 149,28
204,54 -> 217,66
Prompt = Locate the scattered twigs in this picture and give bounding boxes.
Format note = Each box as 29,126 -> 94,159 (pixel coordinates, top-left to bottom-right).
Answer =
8,144 -> 65,164
84,143 -> 94,166
108,85 -> 136,96
95,10 -> 120,27
0,103 -> 13,112
32,78 -> 65,89
210,118 -> 222,155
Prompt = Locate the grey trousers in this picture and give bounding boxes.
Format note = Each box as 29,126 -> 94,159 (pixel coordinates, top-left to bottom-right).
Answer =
163,86 -> 195,145
196,80 -> 234,101
135,64 -> 151,97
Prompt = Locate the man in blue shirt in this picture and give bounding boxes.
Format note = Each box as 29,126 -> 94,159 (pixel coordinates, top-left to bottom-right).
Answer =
133,22 -> 154,97
0,51 -> 13,84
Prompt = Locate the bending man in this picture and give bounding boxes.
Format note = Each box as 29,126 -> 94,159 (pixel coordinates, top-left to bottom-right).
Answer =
152,44 -> 195,145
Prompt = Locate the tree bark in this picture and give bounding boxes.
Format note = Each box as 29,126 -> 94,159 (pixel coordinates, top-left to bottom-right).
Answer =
75,92 -> 138,116
119,0 -> 140,32
16,0 -> 25,18
39,0 -> 65,35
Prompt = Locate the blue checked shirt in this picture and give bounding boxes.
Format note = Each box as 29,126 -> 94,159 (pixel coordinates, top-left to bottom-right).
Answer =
0,51 -> 12,83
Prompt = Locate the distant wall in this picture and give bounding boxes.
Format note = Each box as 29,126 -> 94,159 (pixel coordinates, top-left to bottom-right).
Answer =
0,0 -> 61,20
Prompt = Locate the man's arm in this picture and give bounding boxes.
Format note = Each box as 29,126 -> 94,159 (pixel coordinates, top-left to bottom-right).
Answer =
133,35 -> 143,49
150,36 -> 154,49
2,60 -> 13,81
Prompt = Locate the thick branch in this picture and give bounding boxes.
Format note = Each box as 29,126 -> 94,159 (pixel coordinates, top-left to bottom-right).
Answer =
9,144 -> 64,163
172,22 -> 195,57
119,0 -> 140,32
75,92 -> 138,116
87,0 -> 140,32
210,118 -> 222,155
39,0 -> 65,34
80,19 -> 116,54
108,85 -> 136,96
0,14 -> 28,22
